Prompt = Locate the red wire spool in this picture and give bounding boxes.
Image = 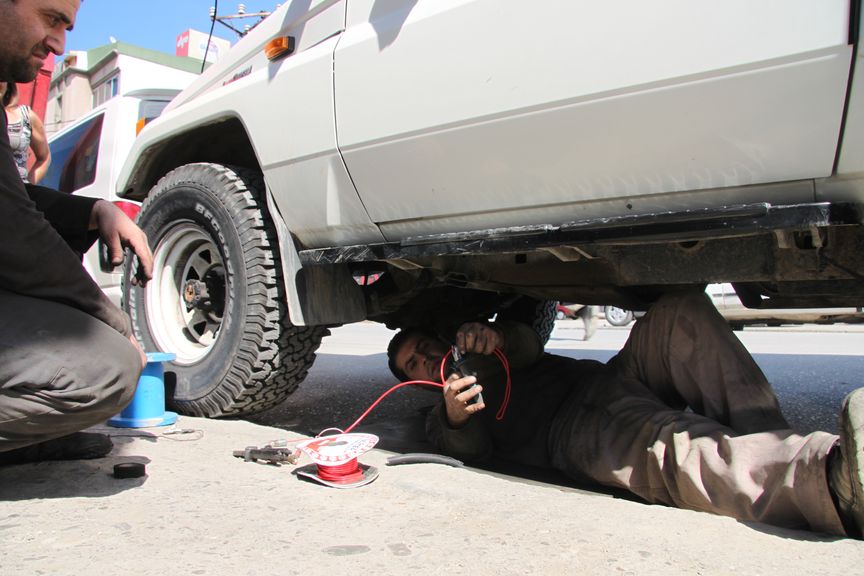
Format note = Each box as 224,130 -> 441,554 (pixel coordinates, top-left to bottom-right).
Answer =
295,433 -> 380,488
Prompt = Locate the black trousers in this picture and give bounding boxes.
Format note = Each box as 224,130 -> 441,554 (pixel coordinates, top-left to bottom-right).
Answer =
0,289 -> 139,451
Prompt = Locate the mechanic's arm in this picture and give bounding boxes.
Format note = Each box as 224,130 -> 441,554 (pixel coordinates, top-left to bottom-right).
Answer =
27,185 -> 153,286
426,389 -> 494,463
424,328 -> 495,461
25,183 -> 97,252
426,318 -> 544,461
88,199 -> 152,286
1,181 -> 132,337
455,319 -> 544,369
4,182 -> 147,366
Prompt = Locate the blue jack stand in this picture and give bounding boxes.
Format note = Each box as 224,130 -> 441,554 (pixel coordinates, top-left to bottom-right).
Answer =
108,352 -> 178,428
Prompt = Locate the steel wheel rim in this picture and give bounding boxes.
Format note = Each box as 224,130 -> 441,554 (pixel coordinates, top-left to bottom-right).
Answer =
147,222 -> 226,365
605,306 -> 629,325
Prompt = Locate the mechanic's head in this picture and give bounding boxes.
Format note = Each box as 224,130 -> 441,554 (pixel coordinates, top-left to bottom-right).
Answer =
388,327 -> 448,383
0,0 -> 80,83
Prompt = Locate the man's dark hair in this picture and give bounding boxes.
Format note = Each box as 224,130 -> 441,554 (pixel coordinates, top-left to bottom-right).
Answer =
387,326 -> 442,382
2,82 -> 17,108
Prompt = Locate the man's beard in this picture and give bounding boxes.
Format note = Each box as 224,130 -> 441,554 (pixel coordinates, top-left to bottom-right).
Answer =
5,61 -> 39,83
0,48 -> 43,84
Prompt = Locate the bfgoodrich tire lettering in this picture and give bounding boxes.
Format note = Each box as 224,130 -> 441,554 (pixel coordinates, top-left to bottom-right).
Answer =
123,163 -> 326,417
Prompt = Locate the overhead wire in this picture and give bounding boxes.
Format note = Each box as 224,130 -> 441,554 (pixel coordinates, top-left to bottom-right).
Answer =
202,0 -> 218,73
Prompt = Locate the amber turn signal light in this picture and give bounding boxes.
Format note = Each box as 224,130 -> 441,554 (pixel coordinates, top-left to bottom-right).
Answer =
265,36 -> 295,61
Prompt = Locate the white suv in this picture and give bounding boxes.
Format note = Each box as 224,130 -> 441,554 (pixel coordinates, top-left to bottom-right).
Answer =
115,1 -> 864,418
43,89 -> 178,304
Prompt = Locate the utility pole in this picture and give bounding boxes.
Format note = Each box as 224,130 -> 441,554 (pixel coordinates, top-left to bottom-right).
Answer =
209,3 -> 279,38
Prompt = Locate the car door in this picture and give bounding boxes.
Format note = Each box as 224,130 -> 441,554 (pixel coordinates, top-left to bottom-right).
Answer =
334,0 -> 853,240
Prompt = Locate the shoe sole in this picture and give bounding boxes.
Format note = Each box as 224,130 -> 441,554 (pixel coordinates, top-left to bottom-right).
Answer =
840,388 -> 864,535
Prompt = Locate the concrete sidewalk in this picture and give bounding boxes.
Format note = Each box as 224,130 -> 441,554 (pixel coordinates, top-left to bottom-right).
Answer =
1,416 -> 862,575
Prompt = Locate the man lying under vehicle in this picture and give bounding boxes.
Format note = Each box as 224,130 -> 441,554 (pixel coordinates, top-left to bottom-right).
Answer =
387,290 -> 864,537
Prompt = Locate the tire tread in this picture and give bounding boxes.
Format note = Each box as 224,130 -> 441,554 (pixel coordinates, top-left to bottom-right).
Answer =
126,163 -> 327,417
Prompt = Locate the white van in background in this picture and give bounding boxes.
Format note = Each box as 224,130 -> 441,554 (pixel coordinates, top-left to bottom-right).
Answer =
596,284 -> 864,328
42,89 -> 179,305
705,283 -> 864,329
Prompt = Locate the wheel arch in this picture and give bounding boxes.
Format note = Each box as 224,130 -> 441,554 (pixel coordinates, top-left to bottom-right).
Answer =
120,116 -> 261,202
122,117 -> 366,327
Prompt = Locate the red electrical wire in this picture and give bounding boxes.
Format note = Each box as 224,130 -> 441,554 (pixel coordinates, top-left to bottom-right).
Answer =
342,347 -> 511,434
292,348 -> 513,485
437,347 -> 512,421
493,349 -> 512,421
315,459 -> 365,484
342,379 -> 444,434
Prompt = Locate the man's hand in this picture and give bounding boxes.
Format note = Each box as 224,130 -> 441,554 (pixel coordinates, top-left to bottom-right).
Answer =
443,372 -> 484,428
90,200 -> 153,286
455,322 -> 504,355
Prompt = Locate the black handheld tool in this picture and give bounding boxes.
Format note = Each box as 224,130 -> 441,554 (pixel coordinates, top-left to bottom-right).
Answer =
233,445 -> 300,465
450,345 -> 484,405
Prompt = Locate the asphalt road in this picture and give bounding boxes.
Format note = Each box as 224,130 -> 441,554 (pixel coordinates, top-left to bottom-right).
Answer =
4,320 -> 864,575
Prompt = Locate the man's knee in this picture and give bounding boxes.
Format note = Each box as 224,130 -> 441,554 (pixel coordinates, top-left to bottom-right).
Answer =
0,337 -> 141,451
650,289 -> 717,323
86,337 -> 141,419
0,291 -> 142,429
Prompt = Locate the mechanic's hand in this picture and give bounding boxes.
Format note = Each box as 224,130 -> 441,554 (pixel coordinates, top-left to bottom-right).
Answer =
455,322 -> 504,355
90,200 -> 153,286
443,372 -> 484,428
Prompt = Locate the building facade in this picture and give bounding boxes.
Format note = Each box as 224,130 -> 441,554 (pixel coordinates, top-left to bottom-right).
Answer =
46,38 -> 218,136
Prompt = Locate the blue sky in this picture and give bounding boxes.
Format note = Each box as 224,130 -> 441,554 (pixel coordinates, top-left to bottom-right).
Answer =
61,0 -> 278,59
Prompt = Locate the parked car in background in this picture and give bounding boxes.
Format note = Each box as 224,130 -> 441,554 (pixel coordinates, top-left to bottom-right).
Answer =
558,302 -> 634,326
599,284 -> 864,328
601,305 -> 638,327
556,303 -> 590,320
706,283 -> 864,329
43,89 -> 178,305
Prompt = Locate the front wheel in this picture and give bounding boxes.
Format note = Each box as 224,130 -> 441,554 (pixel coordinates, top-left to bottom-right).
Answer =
123,163 -> 326,417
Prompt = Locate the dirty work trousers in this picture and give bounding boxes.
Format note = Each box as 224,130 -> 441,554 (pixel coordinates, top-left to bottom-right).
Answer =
0,289 -> 139,451
548,291 -> 845,535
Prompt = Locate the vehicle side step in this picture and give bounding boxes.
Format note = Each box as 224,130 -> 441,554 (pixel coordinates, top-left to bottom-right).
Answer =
298,202 -> 861,266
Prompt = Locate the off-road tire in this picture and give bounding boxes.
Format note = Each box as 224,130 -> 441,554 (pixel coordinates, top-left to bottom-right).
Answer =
497,297 -> 557,344
122,162 -> 326,417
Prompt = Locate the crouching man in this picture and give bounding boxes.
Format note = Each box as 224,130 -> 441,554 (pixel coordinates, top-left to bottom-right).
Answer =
0,0 -> 150,464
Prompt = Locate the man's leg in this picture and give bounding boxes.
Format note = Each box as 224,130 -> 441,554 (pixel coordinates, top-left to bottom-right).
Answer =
578,305 -> 596,341
0,289 -> 140,453
611,290 -> 789,433
829,388 -> 864,537
549,373 -> 845,535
